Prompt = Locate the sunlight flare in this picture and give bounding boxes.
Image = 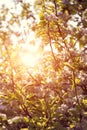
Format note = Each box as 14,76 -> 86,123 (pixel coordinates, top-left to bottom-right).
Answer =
19,44 -> 41,68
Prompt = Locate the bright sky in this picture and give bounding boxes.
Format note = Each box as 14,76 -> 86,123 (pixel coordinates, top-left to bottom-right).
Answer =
0,0 -> 14,8
0,0 -> 42,68
0,0 -> 35,7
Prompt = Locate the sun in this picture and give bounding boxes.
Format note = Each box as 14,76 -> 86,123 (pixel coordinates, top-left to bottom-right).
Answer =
19,43 -> 41,69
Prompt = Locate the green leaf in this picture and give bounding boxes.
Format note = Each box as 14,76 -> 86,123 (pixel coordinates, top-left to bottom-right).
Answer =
75,78 -> 80,84
70,124 -> 75,128
83,99 -> 87,105
64,62 -> 74,70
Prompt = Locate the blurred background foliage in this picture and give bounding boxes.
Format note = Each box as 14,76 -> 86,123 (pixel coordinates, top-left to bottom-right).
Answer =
0,0 -> 87,130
